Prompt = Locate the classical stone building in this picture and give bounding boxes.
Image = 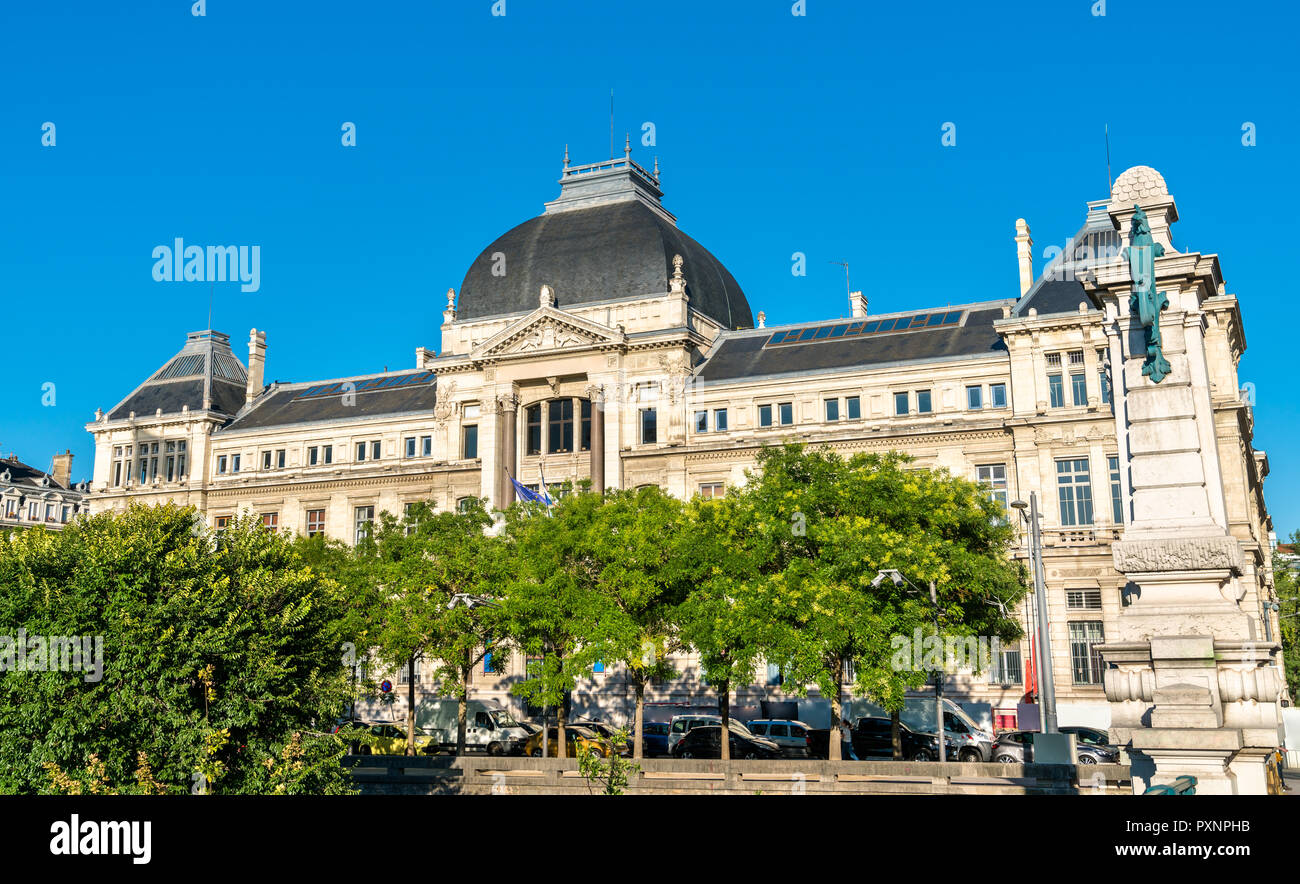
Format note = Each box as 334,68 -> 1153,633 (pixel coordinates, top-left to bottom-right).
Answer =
85,154 -> 1283,776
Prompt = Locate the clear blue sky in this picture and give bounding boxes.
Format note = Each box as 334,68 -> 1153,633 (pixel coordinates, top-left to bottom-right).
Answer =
2,1 -> 1297,536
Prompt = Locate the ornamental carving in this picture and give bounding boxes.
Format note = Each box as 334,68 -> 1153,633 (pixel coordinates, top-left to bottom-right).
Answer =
1104,667 -> 1155,703
1112,536 -> 1244,575
1218,666 -> 1281,704
433,379 -> 457,421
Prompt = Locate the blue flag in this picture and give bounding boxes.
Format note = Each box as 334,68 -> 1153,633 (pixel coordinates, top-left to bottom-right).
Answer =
509,475 -> 549,506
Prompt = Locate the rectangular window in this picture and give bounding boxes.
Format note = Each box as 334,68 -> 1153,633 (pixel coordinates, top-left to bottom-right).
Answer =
276,449 -> 285,469
214,515 -> 231,530
1068,621 -> 1106,685
1098,349 -> 1112,406
991,383 -> 1007,408
548,399 -> 574,453
640,408 -> 657,444
61,505 -> 71,523
990,647 -> 1023,685
217,455 -> 227,475
354,505 -> 375,545
916,390 -> 932,414
231,454 -> 240,474
1048,374 -> 1064,408
694,410 -> 708,433
1070,372 -> 1087,406
714,408 -> 728,431
262,450 -> 272,470
846,396 -> 861,419
580,400 -> 592,451
1046,352 -> 1062,368
405,437 -> 416,458
526,404 -> 543,455
967,385 -> 982,409
778,402 -> 793,425
261,512 -> 278,529
308,446 -> 318,466
356,442 -> 367,462
28,502 -> 38,520
1056,458 -> 1094,526
977,464 -> 1008,514
1108,455 -> 1123,524
894,392 -> 909,416
306,509 -> 325,537
462,425 -> 478,459
758,404 -> 773,428
1068,349 -> 1085,366
1066,588 -> 1103,611
45,503 -> 54,522
824,399 -> 839,422
699,483 -> 725,499
420,436 -> 432,457
371,441 -> 381,461
322,445 -> 332,465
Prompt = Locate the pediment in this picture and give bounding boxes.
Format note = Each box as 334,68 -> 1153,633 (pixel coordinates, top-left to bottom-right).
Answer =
472,307 -> 624,360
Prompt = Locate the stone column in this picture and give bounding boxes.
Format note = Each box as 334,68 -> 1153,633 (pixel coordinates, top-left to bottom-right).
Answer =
1093,169 -> 1280,794
587,384 -> 605,494
497,393 -> 518,509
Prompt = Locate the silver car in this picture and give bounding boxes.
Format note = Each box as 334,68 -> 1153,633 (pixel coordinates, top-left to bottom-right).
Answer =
992,730 -> 1120,764
746,719 -> 811,758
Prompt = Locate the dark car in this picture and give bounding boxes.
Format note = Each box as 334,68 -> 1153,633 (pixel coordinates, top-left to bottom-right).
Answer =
641,721 -> 670,757
671,725 -> 782,759
993,729 -> 1120,765
851,716 -> 957,761
1060,725 -> 1120,759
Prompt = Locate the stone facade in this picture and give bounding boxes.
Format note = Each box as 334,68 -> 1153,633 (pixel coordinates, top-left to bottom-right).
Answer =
84,157 -> 1282,760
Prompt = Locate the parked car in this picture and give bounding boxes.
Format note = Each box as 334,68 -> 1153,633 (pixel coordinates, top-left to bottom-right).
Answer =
355,722 -> 437,756
746,719 -> 812,758
415,698 -> 531,756
641,722 -> 671,757
569,719 -> 631,755
992,730 -> 1120,765
670,725 -> 782,760
331,717 -> 370,755
851,716 -> 959,761
525,725 -> 609,758
1060,725 -> 1119,758
667,714 -> 749,755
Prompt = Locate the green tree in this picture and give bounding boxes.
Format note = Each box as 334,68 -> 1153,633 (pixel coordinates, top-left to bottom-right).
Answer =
745,444 -> 1026,760
579,487 -> 692,759
1273,541 -> 1300,701
676,492 -> 772,760
500,492 -> 607,758
0,504 -> 355,794
350,499 -> 508,756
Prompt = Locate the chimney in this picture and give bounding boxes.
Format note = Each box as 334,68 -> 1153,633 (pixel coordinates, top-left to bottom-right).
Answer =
848,291 -> 868,318
1015,219 -> 1034,296
51,450 -> 73,488
247,328 -> 267,405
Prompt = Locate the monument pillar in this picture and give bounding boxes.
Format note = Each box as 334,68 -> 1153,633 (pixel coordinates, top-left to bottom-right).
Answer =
1093,166 -> 1280,794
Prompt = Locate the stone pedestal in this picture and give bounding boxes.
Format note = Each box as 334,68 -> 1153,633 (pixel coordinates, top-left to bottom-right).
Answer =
1093,167 -> 1281,794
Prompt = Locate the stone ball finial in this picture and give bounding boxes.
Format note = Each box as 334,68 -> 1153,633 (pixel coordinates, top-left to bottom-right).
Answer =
1110,165 -> 1170,206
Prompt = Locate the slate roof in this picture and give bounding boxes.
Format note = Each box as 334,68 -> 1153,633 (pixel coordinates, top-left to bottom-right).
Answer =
694,303 -> 1012,384
456,199 -> 754,330
0,457 -> 71,491
107,330 -> 248,420
216,372 -> 438,433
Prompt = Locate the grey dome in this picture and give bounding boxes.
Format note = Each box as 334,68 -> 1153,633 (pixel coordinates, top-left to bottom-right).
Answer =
456,181 -> 753,330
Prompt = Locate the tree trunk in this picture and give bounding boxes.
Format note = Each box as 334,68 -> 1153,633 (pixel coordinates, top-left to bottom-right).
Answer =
456,655 -> 470,757
891,710 -> 902,760
557,699 -> 568,760
828,663 -> 843,762
633,676 -> 645,761
720,679 -> 731,761
405,656 -> 417,756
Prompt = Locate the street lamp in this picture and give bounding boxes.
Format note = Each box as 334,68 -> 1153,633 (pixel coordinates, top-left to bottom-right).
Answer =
1010,493 -> 1058,735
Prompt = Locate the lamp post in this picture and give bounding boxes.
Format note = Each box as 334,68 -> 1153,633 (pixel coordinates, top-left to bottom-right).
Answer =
1010,493 -> 1058,734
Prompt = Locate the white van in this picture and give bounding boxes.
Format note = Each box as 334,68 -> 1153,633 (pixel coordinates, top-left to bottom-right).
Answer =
415,698 -> 531,756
